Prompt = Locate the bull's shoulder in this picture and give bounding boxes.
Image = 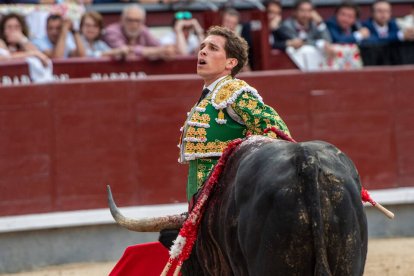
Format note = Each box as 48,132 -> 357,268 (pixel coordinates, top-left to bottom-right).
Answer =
298,140 -> 360,181
300,140 -> 350,161
211,78 -> 263,109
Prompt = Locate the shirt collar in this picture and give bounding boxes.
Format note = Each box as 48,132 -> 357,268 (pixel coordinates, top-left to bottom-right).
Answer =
373,21 -> 389,33
204,75 -> 230,92
294,19 -> 309,31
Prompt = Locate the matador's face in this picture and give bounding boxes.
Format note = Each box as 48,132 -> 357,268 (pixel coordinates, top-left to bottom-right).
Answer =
197,35 -> 236,85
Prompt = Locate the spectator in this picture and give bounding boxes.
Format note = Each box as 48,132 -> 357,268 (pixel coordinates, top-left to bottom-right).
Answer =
221,8 -> 240,33
397,5 -> 414,32
32,14 -> 86,58
277,0 -> 335,70
104,4 -> 175,60
241,0 -> 285,69
80,11 -> 129,58
0,0 -> 57,3
93,0 -> 177,2
160,11 -> 204,56
326,1 -> 370,44
397,5 -> 414,64
363,0 -> 414,45
123,0 -> 180,3
278,0 -> 332,51
267,0 -> 284,44
324,2 -> 367,70
0,39 -> 10,60
0,12 -> 49,64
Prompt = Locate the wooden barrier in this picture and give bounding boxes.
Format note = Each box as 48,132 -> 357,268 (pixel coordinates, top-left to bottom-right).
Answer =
0,57 -> 197,82
0,67 -> 413,216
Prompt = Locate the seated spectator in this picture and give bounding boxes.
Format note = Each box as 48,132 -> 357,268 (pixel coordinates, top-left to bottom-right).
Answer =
32,14 -> 86,58
362,0 -> 414,45
80,11 -> 129,58
0,39 -> 11,60
0,0 -> 56,3
397,5 -> 414,32
241,0 -> 285,69
104,4 -> 175,60
277,0 -> 334,70
326,1 -> 370,44
221,8 -> 240,34
123,0 -> 179,3
324,2 -> 368,70
0,12 -> 49,65
278,0 -> 332,51
396,4 -> 414,64
266,0 -> 284,48
160,11 -> 204,56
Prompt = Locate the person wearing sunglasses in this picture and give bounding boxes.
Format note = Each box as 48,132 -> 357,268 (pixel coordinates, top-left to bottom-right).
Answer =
160,11 -> 205,55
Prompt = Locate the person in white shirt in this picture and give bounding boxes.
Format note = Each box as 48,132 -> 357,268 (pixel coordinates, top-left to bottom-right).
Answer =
396,4 -> 414,36
32,14 -> 86,59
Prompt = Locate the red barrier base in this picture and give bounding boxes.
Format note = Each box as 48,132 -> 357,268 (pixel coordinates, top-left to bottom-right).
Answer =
109,242 -> 177,276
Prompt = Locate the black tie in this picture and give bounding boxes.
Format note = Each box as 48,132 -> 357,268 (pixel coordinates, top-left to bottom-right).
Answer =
197,88 -> 210,104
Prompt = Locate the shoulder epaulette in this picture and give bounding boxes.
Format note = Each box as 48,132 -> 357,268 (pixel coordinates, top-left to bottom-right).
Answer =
211,78 -> 263,110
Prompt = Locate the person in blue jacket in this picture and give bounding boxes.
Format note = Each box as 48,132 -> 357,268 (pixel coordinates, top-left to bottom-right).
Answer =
362,0 -> 414,46
326,1 -> 370,44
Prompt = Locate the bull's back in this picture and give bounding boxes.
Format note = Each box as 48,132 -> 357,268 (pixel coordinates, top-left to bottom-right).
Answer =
227,140 -> 367,275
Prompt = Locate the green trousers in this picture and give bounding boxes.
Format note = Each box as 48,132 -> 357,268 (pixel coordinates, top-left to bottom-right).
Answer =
187,158 -> 218,201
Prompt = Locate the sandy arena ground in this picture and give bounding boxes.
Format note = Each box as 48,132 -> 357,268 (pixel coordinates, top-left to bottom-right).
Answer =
2,238 -> 414,276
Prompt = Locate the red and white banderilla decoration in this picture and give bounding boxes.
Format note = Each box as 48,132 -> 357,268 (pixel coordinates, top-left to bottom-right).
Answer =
361,187 -> 395,219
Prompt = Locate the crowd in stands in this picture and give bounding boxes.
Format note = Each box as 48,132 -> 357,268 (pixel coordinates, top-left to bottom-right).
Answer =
1,0 -> 414,74
241,0 -> 414,70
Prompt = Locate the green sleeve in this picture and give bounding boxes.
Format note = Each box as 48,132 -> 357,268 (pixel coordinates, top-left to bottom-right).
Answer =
231,91 -> 291,138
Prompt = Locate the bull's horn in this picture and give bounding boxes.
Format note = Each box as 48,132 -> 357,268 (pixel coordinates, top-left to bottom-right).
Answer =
107,185 -> 186,232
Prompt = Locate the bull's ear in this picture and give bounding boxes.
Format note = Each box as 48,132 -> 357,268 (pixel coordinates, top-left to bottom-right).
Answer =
159,229 -> 180,250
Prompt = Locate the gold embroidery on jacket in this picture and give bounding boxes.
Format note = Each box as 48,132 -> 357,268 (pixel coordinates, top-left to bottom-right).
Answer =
186,127 -> 207,138
185,141 -> 229,154
198,99 -> 209,109
189,112 -> 211,125
213,80 -> 248,106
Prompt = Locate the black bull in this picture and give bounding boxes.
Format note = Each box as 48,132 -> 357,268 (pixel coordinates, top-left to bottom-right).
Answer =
109,137 -> 368,275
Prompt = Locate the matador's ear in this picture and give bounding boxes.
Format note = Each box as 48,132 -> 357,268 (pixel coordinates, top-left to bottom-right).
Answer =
226,58 -> 238,71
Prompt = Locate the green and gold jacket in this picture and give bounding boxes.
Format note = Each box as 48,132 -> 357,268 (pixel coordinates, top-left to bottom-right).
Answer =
178,76 -> 290,200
